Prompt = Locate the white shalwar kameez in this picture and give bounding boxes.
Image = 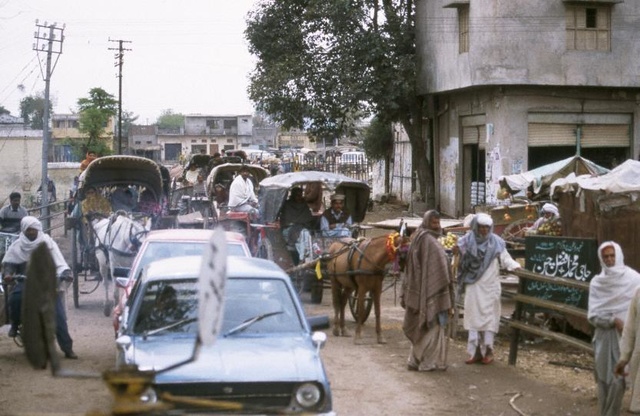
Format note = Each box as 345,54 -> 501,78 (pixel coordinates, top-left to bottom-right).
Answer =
463,249 -> 520,356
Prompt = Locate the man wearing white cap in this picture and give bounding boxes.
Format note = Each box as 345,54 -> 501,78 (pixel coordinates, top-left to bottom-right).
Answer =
453,213 -> 521,365
530,202 -> 560,231
320,194 -> 352,237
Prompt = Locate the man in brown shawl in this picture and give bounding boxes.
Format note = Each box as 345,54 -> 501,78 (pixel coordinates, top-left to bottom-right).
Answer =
401,210 -> 453,371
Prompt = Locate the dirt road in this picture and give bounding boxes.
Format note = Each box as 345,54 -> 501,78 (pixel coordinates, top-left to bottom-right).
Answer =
0,205 -> 609,415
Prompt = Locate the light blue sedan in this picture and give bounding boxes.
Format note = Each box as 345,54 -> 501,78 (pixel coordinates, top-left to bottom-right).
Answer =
116,255 -> 334,415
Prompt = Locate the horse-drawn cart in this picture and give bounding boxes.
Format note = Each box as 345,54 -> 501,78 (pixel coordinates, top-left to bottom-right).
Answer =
69,155 -> 168,311
257,171 -> 374,307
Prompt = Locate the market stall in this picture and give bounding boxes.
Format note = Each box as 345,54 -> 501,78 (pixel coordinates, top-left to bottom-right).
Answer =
551,159 -> 640,271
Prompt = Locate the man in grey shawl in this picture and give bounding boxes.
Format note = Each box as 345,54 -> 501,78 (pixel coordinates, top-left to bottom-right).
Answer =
453,213 -> 521,365
590,241 -> 640,416
2,216 -> 77,359
401,210 -> 452,371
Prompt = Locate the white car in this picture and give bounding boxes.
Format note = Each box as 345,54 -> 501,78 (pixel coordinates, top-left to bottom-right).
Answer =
112,229 -> 250,334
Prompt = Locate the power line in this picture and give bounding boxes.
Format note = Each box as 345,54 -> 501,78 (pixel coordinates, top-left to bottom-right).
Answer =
108,38 -> 132,154
33,19 -> 65,230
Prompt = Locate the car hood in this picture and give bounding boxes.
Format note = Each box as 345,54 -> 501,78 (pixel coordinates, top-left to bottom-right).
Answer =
129,335 -> 326,383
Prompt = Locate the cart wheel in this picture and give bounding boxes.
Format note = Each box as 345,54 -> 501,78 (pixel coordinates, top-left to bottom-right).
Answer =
501,218 -> 535,243
256,237 -> 273,260
310,279 -> 323,304
349,291 -> 373,322
291,270 -> 306,294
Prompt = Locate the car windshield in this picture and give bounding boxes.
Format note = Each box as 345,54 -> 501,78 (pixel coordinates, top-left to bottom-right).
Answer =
132,278 -> 304,336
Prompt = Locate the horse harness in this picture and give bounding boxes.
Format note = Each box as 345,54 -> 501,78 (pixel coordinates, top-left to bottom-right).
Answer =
326,237 -> 390,284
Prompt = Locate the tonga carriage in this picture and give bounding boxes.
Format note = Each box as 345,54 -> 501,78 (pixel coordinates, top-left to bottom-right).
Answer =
69,155 -> 169,309
257,171 -> 372,307
204,162 -> 270,239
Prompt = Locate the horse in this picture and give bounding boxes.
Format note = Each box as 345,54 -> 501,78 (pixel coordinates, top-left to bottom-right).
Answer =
91,211 -> 151,316
326,233 -> 406,344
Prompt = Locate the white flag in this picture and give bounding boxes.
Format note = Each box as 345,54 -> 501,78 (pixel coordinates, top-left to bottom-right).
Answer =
198,227 -> 228,347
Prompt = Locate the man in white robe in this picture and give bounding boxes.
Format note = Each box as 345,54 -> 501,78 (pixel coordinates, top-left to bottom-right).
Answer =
590,241 -> 640,416
454,213 -> 521,365
228,165 -> 259,215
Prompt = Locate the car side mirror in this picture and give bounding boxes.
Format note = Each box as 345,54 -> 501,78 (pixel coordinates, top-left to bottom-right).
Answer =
308,315 -> 330,331
113,267 -> 130,278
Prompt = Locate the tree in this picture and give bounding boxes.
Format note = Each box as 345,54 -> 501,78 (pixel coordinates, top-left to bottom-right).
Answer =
19,92 -> 52,129
0,106 -> 9,115
119,110 -> 139,145
156,109 -> 184,130
363,116 -> 394,194
246,0 -> 434,203
77,87 -> 118,150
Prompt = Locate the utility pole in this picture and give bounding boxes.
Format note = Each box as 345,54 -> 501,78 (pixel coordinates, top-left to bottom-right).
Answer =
108,38 -> 132,154
34,20 -> 64,232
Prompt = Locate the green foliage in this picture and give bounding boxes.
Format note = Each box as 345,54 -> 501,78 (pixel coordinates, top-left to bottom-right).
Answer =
60,137 -> 113,160
20,92 -> 51,129
156,109 -> 185,129
362,116 -> 393,160
121,110 -> 139,138
0,106 -> 9,115
77,87 -> 118,149
246,0 -> 433,199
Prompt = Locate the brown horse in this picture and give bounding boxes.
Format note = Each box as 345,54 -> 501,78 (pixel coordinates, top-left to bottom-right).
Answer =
326,233 -> 404,344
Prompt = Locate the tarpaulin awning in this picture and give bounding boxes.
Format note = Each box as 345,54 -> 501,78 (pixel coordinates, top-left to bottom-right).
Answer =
499,156 -> 609,199
551,159 -> 640,196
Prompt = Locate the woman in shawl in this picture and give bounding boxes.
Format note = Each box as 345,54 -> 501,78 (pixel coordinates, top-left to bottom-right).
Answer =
2,216 -> 77,359
454,213 -> 521,365
401,210 -> 452,371
590,241 -> 640,416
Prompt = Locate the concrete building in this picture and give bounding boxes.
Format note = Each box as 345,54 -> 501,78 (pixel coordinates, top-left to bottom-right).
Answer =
51,113 -> 115,161
416,0 -> 640,217
0,128 -> 42,204
156,114 -> 254,162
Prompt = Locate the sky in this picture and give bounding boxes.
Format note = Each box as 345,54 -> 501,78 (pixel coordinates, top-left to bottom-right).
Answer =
0,0 -> 258,125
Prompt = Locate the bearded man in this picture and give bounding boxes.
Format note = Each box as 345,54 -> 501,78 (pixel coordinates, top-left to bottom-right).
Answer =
590,241 -> 640,416
401,210 -> 452,371
454,213 -> 521,365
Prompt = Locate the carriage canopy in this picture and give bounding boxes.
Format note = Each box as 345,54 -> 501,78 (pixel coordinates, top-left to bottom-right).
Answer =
78,155 -> 166,201
259,171 -> 370,224
205,163 -> 270,197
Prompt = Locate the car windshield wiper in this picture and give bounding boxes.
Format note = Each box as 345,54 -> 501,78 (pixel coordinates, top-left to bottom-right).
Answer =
224,310 -> 283,337
143,317 -> 196,338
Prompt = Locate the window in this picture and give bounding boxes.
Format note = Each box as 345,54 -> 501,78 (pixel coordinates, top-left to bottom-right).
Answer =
566,6 -> 610,51
459,5 -> 469,54
206,119 -> 219,129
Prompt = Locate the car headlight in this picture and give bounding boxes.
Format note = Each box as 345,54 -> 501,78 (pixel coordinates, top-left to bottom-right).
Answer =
294,383 -> 322,409
140,387 -> 158,404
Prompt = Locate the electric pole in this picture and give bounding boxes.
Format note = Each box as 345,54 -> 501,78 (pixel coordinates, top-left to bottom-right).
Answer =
108,38 -> 132,154
34,20 -> 64,232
